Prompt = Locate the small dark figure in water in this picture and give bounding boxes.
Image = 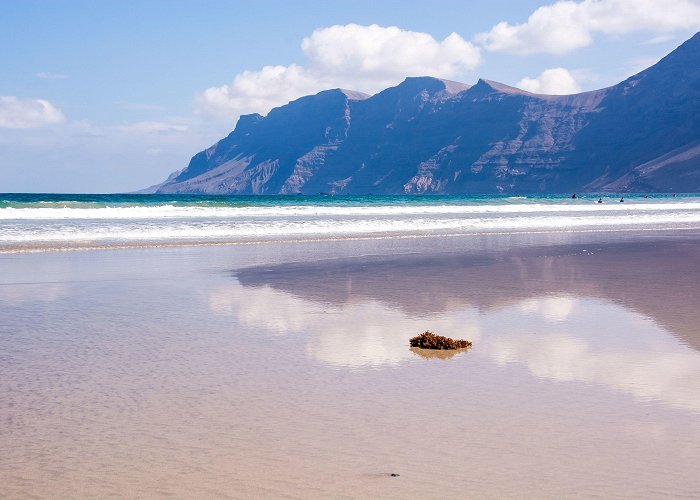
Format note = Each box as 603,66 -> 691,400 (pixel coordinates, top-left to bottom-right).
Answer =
673,193 -> 677,197
620,197 -> 624,202
572,193 -> 577,199
598,198 -> 603,203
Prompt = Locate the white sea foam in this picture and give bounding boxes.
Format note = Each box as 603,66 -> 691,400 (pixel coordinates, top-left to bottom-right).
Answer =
2,200 -> 700,220
2,208 -> 700,250
2,197 -> 700,251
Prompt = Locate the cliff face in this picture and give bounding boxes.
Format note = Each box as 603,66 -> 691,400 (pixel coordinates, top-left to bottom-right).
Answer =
155,32 -> 700,194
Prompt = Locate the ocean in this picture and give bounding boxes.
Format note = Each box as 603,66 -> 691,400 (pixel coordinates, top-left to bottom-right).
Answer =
2,193 -> 700,252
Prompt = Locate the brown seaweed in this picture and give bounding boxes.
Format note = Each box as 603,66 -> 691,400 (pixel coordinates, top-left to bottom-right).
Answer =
409,331 -> 472,350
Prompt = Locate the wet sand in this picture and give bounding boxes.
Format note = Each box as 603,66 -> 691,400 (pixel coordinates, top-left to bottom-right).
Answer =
2,230 -> 700,498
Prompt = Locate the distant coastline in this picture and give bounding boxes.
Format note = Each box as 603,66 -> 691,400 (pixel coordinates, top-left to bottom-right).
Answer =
152,33 -> 700,196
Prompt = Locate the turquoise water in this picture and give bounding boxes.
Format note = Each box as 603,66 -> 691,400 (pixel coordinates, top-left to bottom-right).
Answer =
0,192 -> 691,209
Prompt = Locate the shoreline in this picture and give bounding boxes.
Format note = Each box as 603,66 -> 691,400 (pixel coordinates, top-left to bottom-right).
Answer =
3,224 -> 700,254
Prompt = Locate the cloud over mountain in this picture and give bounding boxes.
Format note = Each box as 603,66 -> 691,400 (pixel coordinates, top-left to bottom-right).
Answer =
155,32 -> 700,195
517,68 -> 582,94
197,24 -> 481,120
476,0 -> 700,54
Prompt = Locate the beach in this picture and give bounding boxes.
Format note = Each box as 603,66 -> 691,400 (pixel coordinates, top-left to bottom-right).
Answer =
2,224 -> 700,498
4,1 -> 700,497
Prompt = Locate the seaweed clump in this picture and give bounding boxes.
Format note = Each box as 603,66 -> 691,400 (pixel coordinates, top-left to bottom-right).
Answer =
409,331 -> 472,350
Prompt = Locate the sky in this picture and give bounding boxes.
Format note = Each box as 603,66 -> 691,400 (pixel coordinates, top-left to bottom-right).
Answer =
1,0 -> 699,193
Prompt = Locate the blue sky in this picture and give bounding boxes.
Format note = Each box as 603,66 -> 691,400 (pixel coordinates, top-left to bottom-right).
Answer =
1,0 -> 699,192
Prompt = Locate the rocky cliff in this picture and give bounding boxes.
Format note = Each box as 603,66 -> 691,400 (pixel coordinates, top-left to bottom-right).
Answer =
155,32 -> 700,194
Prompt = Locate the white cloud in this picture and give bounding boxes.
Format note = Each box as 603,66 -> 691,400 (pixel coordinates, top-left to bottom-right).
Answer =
517,67 -> 582,94
117,121 -> 189,134
197,64 -> 318,119
196,24 -> 481,120
0,96 -> 66,129
301,24 -> 480,86
476,0 -> 700,54
642,34 -> 676,45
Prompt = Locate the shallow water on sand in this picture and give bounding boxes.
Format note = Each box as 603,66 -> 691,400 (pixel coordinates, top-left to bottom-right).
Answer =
2,232 -> 700,498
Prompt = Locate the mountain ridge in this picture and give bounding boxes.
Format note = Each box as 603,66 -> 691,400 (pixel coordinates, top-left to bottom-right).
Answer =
153,32 -> 700,194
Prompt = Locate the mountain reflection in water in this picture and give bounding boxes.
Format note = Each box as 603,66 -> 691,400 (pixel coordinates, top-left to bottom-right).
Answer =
230,239 -> 700,412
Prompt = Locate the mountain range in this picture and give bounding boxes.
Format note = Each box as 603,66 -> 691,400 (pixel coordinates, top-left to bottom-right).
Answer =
152,32 -> 700,194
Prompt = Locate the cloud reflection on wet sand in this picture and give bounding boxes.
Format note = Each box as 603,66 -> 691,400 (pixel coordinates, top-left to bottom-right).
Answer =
208,283 -> 481,368
230,239 -> 700,412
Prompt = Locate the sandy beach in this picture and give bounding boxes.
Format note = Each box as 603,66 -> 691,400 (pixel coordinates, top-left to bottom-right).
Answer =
4,2 -> 700,497
2,230 -> 700,498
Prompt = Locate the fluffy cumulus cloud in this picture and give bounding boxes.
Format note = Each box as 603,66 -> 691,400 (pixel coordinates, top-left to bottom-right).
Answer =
197,24 -> 481,119
476,0 -> 700,54
517,67 -> 582,94
0,96 -> 66,129
197,64 -> 318,120
301,24 -> 479,85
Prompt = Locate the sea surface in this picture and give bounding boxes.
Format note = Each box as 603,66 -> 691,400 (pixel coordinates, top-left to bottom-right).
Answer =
2,193 -> 700,252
